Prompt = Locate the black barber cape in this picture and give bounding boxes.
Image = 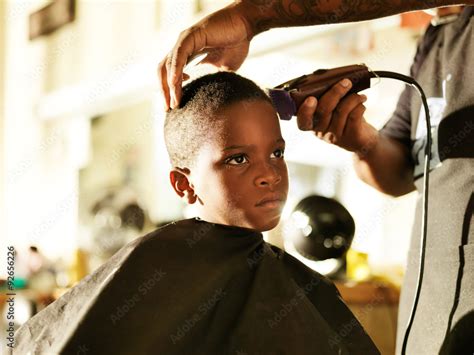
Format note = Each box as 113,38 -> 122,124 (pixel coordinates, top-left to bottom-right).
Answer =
14,218 -> 379,355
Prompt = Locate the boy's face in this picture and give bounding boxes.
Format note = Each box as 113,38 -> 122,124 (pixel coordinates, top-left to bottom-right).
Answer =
173,99 -> 289,232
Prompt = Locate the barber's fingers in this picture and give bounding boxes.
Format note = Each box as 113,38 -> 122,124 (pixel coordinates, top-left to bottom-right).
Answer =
325,94 -> 367,143
158,58 -> 171,111
159,54 -> 192,111
342,103 -> 368,138
296,97 -> 318,131
166,28 -> 206,109
313,79 -> 353,134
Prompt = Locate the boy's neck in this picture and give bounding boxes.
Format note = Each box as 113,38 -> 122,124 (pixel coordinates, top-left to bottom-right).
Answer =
194,216 -> 261,233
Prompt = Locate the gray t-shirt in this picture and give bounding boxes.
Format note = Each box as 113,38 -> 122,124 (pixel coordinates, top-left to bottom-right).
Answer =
381,7 -> 474,355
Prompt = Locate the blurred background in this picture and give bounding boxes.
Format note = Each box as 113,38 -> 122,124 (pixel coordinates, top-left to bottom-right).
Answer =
0,0 -> 434,353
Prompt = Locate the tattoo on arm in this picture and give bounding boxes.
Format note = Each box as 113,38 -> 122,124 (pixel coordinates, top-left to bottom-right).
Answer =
243,0 -> 468,34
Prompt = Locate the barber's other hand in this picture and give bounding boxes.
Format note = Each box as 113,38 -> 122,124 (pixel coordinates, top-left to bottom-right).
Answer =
296,79 -> 378,154
159,3 -> 252,110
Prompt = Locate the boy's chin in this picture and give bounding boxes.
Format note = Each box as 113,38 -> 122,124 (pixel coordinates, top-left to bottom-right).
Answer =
253,216 -> 281,232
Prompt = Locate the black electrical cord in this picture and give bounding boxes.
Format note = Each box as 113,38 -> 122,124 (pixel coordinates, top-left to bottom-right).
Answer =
373,71 -> 432,355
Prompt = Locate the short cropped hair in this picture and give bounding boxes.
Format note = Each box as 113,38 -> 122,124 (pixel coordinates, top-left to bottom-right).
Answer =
164,72 -> 272,169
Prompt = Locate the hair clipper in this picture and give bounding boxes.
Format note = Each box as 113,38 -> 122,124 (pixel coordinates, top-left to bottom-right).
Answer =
268,64 -> 373,121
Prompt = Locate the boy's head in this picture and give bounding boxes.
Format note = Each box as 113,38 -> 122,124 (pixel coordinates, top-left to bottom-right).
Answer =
164,72 -> 288,232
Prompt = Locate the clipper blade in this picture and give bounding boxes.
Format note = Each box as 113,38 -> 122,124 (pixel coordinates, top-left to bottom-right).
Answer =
268,89 -> 297,121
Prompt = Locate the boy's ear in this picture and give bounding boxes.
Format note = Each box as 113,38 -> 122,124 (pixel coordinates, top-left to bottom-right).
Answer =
169,168 -> 198,204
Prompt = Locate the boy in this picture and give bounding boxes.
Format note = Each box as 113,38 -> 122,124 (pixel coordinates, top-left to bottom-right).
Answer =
13,72 -> 379,354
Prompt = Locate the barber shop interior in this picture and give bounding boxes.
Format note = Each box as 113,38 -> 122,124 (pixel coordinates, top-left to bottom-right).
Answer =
1,1 -> 473,354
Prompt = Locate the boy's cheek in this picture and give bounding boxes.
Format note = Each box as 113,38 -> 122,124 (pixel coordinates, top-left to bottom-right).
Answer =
230,192 -> 244,204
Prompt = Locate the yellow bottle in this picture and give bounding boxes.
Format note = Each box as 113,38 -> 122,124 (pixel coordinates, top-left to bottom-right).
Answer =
346,248 -> 371,281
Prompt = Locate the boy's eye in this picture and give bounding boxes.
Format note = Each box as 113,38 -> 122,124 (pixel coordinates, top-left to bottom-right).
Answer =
225,154 -> 248,165
271,148 -> 285,159
225,148 -> 284,166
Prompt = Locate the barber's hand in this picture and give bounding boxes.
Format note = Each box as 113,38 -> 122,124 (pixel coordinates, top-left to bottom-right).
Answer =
159,4 -> 252,110
296,79 -> 378,154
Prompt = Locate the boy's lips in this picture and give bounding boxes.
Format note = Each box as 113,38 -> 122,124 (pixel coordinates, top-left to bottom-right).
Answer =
255,193 -> 286,207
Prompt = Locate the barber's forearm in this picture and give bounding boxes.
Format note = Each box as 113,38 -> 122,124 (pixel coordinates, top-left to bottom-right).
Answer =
353,133 -> 416,197
237,0 -> 473,36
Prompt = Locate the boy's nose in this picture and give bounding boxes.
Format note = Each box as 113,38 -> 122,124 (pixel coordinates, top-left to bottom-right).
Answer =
255,162 -> 282,187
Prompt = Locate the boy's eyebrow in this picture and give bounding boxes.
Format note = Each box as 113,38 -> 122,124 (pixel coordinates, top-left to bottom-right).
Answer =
222,138 -> 286,152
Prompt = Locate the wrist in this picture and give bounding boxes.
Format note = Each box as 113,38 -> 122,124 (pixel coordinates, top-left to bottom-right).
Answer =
234,0 -> 271,38
354,128 -> 380,160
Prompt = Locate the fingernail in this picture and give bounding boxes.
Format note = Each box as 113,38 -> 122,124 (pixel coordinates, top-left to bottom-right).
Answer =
171,95 -> 177,109
341,79 -> 351,88
327,133 -> 335,144
307,96 -> 317,107
361,95 -> 367,102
